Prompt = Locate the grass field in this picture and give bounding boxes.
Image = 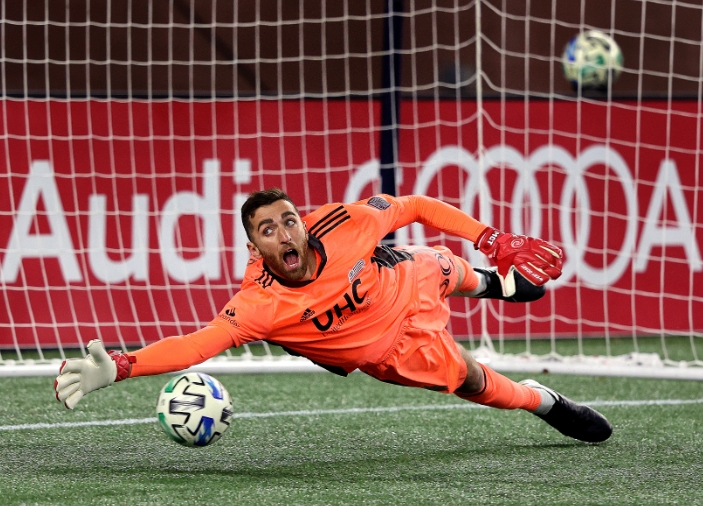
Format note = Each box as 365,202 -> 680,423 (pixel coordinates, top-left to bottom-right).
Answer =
1,366 -> 702,505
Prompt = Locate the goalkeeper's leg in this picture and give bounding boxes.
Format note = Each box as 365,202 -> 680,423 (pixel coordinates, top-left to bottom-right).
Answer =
454,345 -> 613,443
451,255 -> 546,302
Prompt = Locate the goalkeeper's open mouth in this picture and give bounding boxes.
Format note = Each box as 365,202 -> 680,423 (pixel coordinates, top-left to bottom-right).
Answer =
282,247 -> 301,271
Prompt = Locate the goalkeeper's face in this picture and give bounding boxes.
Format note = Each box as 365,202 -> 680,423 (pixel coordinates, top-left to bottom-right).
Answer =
246,199 -> 313,281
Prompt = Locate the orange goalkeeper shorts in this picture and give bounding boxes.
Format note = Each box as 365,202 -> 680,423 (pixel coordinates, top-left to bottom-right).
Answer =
359,245 -> 469,394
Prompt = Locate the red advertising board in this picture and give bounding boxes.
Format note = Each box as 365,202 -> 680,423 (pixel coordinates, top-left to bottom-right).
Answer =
1,99 -> 701,347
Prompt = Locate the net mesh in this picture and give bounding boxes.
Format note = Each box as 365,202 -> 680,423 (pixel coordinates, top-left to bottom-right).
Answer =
1,1 -> 702,378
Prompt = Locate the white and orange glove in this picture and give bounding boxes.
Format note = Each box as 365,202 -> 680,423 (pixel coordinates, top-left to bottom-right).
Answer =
475,227 -> 564,297
54,339 -> 134,409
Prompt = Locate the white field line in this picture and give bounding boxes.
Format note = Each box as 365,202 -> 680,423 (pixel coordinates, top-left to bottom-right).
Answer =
2,398 -> 703,432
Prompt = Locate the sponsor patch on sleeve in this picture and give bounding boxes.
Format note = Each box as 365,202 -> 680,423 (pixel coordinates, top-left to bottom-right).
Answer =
366,196 -> 391,210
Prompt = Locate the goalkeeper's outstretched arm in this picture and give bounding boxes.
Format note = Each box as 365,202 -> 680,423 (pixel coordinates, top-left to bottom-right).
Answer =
54,325 -> 235,409
392,195 -> 564,292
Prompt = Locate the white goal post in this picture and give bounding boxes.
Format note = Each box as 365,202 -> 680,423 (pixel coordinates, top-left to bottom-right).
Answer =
1,1 -> 702,380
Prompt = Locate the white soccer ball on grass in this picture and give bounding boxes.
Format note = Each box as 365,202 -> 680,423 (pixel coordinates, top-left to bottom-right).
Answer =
156,372 -> 234,447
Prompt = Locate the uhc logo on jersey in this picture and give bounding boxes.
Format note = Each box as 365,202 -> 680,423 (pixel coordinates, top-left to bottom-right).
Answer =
366,196 -> 391,210
311,279 -> 368,332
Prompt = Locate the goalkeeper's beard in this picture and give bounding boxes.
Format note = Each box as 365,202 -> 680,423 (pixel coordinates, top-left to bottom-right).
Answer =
260,242 -> 310,281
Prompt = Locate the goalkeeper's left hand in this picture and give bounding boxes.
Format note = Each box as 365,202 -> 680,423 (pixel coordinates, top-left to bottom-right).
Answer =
54,339 -> 133,409
475,226 -> 564,297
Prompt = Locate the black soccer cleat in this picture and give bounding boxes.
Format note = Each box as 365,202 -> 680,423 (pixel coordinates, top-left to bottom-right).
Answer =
520,379 -> 613,443
473,267 -> 546,303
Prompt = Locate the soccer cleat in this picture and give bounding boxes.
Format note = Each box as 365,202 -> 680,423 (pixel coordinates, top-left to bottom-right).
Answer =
520,379 -> 613,443
473,267 -> 546,302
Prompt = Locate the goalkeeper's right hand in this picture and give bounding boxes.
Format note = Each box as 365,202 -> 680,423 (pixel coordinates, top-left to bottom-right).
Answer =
475,226 -> 563,297
54,339 -> 133,409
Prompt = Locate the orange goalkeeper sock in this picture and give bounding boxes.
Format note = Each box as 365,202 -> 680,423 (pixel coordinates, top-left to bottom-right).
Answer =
455,363 -> 541,411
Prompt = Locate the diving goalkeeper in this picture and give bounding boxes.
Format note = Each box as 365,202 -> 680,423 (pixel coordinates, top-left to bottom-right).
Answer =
55,189 -> 612,443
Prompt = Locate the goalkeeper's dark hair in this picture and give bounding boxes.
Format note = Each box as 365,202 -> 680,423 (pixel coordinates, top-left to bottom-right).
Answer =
241,188 -> 300,241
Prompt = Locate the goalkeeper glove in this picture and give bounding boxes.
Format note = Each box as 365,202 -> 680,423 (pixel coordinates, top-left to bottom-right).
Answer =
54,339 -> 134,410
475,226 -> 564,297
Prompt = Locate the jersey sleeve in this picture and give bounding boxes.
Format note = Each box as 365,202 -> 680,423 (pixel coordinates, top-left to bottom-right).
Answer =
353,194 -> 488,243
206,287 -> 272,348
127,325 -> 236,377
127,288 -> 271,378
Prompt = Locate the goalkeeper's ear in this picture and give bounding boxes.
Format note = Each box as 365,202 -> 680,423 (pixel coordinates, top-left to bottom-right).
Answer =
247,241 -> 262,259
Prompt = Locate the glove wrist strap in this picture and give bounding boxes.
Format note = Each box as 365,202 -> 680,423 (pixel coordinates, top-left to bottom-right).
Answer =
475,226 -> 500,252
108,351 -> 136,382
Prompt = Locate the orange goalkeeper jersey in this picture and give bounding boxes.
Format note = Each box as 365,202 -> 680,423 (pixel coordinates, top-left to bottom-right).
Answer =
128,194 -> 487,377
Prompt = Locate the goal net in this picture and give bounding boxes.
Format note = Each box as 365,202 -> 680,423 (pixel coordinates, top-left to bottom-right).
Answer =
1,1 -> 702,379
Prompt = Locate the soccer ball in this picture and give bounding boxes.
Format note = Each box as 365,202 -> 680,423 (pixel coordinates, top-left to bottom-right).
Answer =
156,372 -> 234,447
562,30 -> 623,89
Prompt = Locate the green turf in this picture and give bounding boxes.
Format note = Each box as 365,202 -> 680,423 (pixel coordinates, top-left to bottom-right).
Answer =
1,370 -> 702,505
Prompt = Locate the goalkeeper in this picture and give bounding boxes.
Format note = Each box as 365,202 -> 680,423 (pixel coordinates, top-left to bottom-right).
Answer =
55,189 -> 612,443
